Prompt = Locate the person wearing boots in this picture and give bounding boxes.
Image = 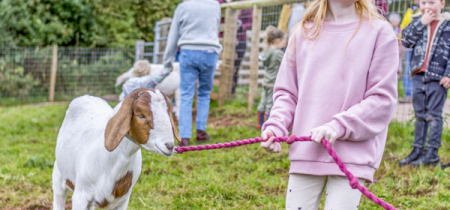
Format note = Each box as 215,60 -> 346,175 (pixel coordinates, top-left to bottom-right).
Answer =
163,0 -> 221,146
257,26 -> 286,129
399,0 -> 450,167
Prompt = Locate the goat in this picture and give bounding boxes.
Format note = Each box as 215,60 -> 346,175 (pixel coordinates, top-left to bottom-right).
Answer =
52,88 -> 181,210
115,63 -> 181,119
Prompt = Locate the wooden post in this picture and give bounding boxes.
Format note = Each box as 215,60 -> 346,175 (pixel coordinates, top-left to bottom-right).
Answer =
49,45 -> 58,102
248,4 -> 262,110
218,8 -> 239,106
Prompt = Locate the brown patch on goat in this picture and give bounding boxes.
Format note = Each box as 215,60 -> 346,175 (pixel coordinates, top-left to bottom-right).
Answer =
128,91 -> 154,145
112,171 -> 133,198
96,199 -> 109,208
104,88 -> 154,151
66,180 -> 75,191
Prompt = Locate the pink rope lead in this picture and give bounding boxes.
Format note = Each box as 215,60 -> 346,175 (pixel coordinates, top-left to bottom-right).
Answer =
175,135 -> 398,210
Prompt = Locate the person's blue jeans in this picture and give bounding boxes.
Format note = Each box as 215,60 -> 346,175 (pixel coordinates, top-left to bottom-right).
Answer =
412,74 -> 447,149
179,49 -> 218,139
403,50 -> 413,98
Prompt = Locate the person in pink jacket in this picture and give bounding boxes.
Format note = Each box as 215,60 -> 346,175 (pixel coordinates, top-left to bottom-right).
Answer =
259,0 -> 399,208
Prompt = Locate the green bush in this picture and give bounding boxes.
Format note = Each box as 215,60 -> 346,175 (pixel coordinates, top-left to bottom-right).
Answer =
0,58 -> 38,99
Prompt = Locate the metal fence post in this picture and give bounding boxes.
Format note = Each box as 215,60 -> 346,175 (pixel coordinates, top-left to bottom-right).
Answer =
153,22 -> 161,64
135,40 -> 144,62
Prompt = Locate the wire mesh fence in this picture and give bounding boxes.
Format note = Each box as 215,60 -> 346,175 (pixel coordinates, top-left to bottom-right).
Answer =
0,47 -> 134,105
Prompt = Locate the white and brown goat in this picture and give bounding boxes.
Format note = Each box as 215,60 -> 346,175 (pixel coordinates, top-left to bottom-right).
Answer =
52,88 -> 181,210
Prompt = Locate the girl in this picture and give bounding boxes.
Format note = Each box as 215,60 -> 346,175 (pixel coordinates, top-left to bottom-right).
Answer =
257,26 -> 286,129
260,0 -> 398,209
119,60 -> 171,101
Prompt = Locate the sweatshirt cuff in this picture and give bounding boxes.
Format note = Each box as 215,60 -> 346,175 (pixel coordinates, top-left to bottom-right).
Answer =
326,119 -> 346,139
263,125 -> 285,138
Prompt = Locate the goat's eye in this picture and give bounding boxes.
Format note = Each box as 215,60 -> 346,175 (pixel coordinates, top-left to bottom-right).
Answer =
137,115 -> 145,119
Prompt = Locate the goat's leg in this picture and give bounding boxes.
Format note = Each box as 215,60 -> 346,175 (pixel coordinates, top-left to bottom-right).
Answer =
175,88 -> 181,119
52,162 -> 68,210
111,195 -> 131,210
72,191 -> 90,210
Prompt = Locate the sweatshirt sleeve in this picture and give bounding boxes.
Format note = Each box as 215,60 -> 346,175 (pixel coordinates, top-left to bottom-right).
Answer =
326,38 -> 399,141
401,17 -> 426,48
163,6 -> 182,68
144,67 -> 171,89
261,37 -> 298,138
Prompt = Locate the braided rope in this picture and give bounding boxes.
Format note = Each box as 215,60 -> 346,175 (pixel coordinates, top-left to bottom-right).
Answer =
175,135 -> 397,210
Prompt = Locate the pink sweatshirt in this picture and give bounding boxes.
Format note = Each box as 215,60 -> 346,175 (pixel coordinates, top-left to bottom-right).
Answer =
263,19 -> 399,182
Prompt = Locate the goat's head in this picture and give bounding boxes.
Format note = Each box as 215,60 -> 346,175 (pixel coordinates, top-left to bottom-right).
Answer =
104,88 -> 181,156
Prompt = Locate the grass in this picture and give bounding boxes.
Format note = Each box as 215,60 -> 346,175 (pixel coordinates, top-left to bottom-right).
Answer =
1,94 -> 450,209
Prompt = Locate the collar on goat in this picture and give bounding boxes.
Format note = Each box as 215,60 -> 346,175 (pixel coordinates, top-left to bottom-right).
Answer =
125,133 -> 137,144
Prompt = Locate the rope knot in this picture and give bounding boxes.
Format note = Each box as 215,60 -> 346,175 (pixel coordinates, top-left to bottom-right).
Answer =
349,177 -> 359,189
286,135 -> 297,144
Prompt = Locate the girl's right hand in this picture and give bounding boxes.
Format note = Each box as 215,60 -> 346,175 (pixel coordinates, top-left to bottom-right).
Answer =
260,130 -> 281,153
421,9 -> 436,25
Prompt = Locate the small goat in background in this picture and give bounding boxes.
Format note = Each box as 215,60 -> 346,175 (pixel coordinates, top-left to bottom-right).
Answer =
52,88 -> 181,210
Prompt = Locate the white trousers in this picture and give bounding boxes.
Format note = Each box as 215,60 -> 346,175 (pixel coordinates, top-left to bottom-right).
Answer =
286,174 -> 365,210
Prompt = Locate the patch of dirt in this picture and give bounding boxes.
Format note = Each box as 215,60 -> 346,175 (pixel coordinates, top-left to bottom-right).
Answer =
207,112 -> 255,129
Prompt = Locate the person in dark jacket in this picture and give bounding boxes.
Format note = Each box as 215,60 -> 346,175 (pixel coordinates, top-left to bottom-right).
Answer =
399,1 -> 450,167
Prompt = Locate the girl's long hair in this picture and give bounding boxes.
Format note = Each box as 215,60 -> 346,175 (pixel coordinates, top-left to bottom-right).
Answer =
299,0 -> 385,40
285,0 -> 386,65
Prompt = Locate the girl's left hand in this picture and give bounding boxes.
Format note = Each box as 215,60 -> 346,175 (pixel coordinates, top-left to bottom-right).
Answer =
311,124 -> 338,145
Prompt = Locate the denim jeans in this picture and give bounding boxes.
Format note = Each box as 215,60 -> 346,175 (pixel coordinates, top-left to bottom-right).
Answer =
403,50 -> 413,98
412,74 -> 448,148
179,49 -> 219,139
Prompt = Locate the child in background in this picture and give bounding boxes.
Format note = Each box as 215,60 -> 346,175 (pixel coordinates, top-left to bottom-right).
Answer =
399,0 -> 450,167
389,13 -> 405,76
260,0 -> 398,208
119,60 -> 171,101
257,26 -> 286,129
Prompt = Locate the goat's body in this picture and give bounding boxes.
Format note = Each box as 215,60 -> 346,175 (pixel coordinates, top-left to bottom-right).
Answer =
53,96 -> 142,209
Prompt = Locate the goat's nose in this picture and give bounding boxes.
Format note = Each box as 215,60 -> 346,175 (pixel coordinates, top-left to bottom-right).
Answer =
165,143 -> 174,151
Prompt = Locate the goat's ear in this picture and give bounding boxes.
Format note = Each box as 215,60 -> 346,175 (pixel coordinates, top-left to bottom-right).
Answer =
104,91 -> 139,151
163,94 -> 182,143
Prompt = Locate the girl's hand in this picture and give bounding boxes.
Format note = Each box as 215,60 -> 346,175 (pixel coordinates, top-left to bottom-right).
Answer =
311,124 -> 338,145
421,9 -> 436,25
440,76 -> 450,88
260,130 -> 281,153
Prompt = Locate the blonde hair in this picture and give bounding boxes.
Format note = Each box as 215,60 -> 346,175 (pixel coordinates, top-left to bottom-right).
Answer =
133,60 -> 151,77
299,0 -> 385,40
285,0 -> 386,65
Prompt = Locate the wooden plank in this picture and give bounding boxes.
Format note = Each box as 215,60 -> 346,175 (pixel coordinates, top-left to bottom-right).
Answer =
210,92 -> 220,100
218,8 -> 239,106
248,4 -> 262,110
49,45 -> 58,102
221,0 -> 299,9
236,78 -> 265,85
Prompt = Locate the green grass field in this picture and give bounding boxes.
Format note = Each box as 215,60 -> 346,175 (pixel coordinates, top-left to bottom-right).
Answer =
1,97 -> 450,209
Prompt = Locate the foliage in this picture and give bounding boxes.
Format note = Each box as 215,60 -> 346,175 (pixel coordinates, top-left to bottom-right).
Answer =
1,99 -> 450,209
0,0 -> 182,47
0,57 -> 38,99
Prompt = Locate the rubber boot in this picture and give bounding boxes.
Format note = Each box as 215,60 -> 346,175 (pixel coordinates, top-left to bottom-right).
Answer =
411,147 -> 440,167
257,111 -> 264,130
399,147 -> 423,166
